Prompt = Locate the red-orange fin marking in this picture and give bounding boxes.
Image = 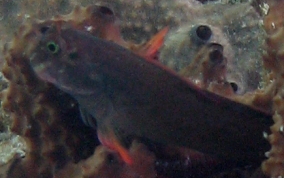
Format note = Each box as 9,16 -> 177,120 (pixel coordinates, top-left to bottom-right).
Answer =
98,130 -> 133,165
138,26 -> 169,60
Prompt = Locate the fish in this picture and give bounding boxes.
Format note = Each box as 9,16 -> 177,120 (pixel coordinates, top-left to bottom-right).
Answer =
28,22 -> 272,168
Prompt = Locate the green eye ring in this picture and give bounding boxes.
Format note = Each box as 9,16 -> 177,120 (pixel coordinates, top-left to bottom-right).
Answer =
46,41 -> 60,54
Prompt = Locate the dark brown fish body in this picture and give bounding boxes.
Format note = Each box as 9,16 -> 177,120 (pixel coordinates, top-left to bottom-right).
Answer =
29,23 -> 272,167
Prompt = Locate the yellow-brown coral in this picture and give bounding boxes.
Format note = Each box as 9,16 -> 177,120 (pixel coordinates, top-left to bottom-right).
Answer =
0,6 -> 114,178
81,140 -> 156,178
261,0 -> 284,176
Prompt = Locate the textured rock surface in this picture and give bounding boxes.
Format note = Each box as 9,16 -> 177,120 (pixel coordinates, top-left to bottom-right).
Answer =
159,2 -> 265,94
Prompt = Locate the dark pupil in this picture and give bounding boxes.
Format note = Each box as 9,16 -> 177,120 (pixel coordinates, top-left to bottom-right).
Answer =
47,42 -> 59,54
48,44 -> 56,52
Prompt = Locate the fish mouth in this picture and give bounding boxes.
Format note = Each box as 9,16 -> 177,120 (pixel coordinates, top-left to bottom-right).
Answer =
29,54 -> 67,92
30,55 -> 98,95
30,57 -> 58,85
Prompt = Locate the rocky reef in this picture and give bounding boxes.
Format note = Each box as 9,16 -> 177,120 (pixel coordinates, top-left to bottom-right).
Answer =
159,2 -> 266,94
1,21 -> 98,176
0,0 -> 282,178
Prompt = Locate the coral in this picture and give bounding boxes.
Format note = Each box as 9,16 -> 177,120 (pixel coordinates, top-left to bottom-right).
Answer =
81,140 -> 156,178
261,0 -> 284,176
0,133 -> 26,166
0,73 -> 9,132
1,15 -> 98,177
159,2 -> 265,94
263,0 -> 284,36
177,42 -> 234,96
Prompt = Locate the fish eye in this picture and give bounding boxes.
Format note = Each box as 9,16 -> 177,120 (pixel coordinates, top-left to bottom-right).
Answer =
46,41 -> 60,54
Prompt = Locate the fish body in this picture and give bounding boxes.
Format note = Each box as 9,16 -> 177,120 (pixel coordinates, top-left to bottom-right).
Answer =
29,22 -> 272,167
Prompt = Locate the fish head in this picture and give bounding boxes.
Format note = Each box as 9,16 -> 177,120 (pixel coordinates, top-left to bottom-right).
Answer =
29,22 -> 104,95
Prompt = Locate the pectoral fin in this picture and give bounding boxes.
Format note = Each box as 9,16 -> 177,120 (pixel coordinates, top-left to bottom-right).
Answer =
79,107 -> 97,128
97,129 -> 133,165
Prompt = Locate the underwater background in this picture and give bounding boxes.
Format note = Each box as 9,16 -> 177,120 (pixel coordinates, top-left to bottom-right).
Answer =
0,0 -> 283,177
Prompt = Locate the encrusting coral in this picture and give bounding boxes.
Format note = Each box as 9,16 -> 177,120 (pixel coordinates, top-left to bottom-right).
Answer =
158,1 -> 266,94
1,35 -> 98,177
0,5 -> 112,178
261,0 -> 284,176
